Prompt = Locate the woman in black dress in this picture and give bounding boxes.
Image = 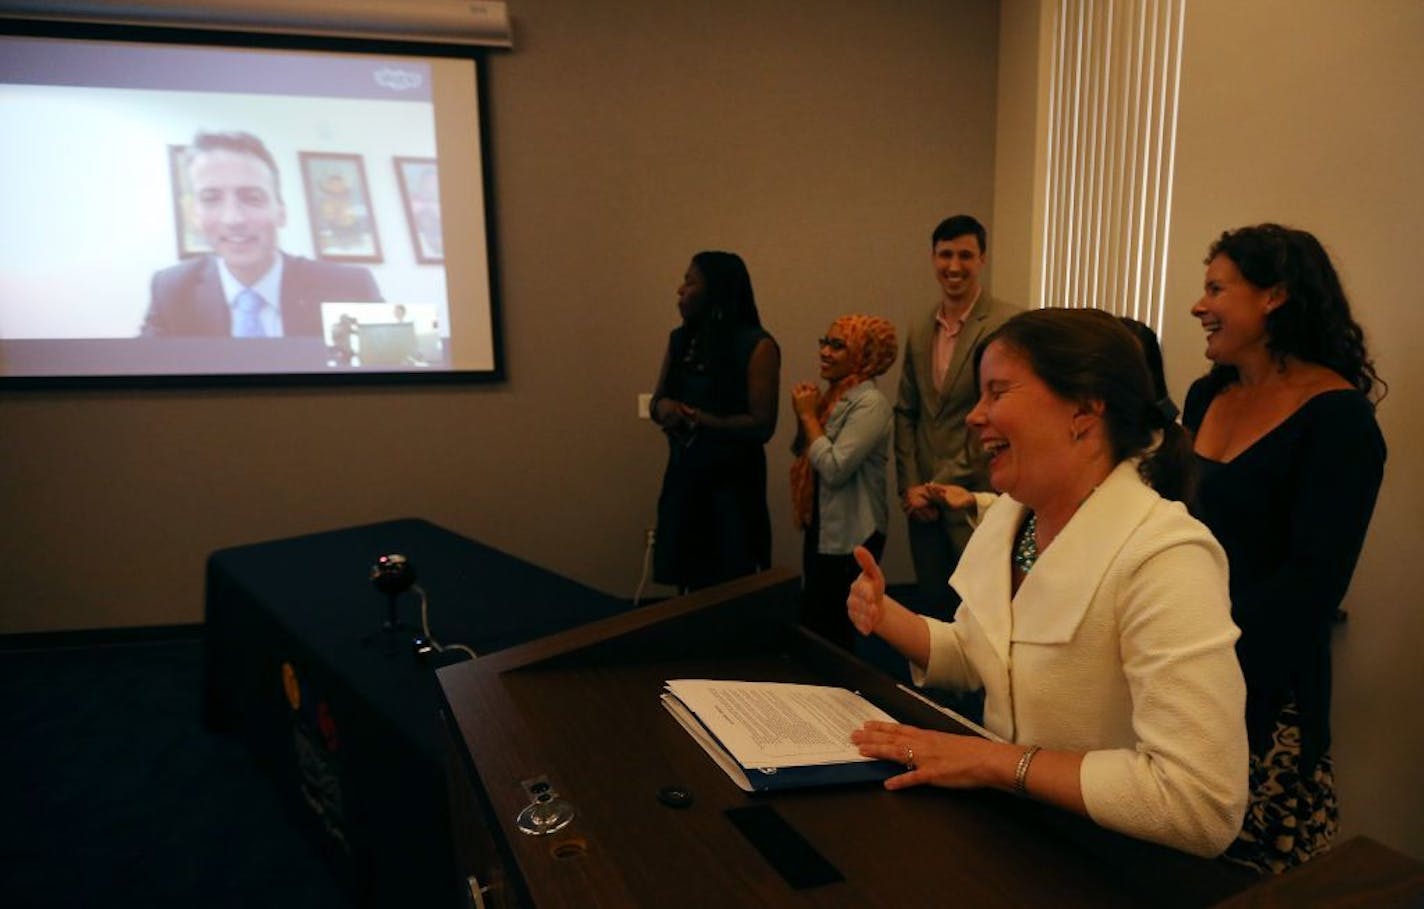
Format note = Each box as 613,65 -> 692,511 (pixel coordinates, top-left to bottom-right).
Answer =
650,251 -> 780,591
1183,224 -> 1386,874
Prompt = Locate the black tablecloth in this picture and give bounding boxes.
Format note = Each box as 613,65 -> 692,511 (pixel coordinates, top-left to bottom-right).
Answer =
203,518 -> 630,908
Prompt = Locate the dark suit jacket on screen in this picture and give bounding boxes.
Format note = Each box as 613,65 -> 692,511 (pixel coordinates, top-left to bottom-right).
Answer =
141,253 -> 383,337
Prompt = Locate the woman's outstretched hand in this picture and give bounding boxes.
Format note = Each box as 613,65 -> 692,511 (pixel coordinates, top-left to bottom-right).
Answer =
847,545 -> 886,636
925,482 -> 976,511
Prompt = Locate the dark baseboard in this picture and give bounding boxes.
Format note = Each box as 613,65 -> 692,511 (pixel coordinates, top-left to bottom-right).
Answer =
0,623 -> 204,653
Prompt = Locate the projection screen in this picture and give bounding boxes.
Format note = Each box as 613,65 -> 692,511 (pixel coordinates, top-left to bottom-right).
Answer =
0,20 -> 502,386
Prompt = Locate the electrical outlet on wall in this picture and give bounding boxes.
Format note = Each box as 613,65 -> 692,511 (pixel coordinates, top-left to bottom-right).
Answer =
637,393 -> 652,419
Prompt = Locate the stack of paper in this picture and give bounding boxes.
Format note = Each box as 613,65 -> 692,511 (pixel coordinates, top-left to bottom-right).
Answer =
661,679 -> 903,792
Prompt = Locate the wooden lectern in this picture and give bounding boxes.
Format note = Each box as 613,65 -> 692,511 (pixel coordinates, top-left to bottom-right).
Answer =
436,568 -> 1261,907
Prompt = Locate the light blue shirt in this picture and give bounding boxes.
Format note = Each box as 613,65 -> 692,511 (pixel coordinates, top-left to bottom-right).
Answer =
806,380 -> 893,555
217,257 -> 285,338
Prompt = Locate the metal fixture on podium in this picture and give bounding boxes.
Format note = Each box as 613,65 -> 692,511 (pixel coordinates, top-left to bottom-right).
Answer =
515,776 -> 575,836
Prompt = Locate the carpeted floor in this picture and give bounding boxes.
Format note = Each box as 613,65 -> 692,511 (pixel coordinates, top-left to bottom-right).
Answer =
0,636 -> 352,909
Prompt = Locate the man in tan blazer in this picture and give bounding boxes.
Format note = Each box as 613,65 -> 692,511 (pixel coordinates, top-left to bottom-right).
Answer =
894,215 -> 1021,616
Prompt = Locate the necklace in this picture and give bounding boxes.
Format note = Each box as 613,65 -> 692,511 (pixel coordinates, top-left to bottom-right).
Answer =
1013,512 -> 1039,574
1013,482 -> 1103,575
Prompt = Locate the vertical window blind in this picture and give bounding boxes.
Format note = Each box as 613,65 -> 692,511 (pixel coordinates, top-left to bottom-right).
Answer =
1037,0 -> 1186,339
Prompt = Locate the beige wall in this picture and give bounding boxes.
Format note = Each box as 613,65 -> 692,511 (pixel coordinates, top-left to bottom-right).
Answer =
991,0 -> 1046,307
993,0 -> 1424,860
0,0 -> 1000,633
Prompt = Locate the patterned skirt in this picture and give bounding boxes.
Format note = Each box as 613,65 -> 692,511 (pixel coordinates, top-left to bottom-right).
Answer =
1223,702 -> 1338,875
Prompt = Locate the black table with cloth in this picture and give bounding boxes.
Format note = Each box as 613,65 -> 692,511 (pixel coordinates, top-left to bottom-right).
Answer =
202,518 -> 630,909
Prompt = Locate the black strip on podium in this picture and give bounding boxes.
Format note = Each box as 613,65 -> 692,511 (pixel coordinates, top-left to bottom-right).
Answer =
725,804 -> 844,889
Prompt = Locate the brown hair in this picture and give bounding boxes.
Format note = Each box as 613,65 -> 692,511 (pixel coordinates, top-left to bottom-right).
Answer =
975,307 -> 1194,502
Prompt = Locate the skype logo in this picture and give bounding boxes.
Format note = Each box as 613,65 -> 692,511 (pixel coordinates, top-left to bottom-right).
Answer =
374,67 -> 424,92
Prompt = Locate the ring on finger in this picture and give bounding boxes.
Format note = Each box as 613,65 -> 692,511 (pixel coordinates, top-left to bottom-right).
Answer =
904,745 -> 915,769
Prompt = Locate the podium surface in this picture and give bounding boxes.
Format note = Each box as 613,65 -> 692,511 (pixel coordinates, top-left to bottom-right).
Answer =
437,569 -> 1262,907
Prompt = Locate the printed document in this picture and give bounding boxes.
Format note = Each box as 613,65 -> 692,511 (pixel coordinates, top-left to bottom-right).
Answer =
662,679 -> 895,770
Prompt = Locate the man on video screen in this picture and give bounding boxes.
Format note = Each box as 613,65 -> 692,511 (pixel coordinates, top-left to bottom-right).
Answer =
140,130 -> 383,337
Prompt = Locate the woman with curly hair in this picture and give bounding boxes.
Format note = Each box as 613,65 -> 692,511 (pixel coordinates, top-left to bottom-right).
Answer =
789,315 -> 897,651
651,251 -> 780,591
1184,223 -> 1387,874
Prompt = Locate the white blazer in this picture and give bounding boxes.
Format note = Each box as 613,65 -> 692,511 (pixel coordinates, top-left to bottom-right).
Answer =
918,460 -> 1249,857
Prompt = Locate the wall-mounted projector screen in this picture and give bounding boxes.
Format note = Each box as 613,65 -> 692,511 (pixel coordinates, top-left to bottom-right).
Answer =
0,20 -> 502,386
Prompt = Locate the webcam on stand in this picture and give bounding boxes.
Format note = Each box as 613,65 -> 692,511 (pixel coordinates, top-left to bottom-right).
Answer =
365,553 -> 476,663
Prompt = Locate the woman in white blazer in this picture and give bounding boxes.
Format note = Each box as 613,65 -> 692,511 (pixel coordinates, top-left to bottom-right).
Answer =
847,307 -> 1249,858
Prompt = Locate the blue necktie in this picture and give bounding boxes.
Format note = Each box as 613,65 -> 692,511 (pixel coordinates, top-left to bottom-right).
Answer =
233,288 -> 267,338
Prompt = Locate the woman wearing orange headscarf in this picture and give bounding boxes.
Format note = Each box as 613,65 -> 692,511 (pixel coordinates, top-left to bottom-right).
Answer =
790,315 -> 898,651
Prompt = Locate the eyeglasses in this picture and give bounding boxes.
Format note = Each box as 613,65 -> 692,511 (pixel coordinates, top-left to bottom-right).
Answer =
818,337 -> 847,351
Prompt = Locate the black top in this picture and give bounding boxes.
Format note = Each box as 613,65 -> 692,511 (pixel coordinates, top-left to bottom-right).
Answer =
653,324 -> 777,589
1183,379 -> 1385,770
659,323 -> 772,429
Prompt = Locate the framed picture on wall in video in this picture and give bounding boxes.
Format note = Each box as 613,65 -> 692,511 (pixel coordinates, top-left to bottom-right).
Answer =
167,144 -> 213,260
298,151 -> 383,263
394,156 -> 443,264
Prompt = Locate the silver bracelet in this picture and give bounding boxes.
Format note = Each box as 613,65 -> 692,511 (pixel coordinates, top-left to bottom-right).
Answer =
1013,745 -> 1041,797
